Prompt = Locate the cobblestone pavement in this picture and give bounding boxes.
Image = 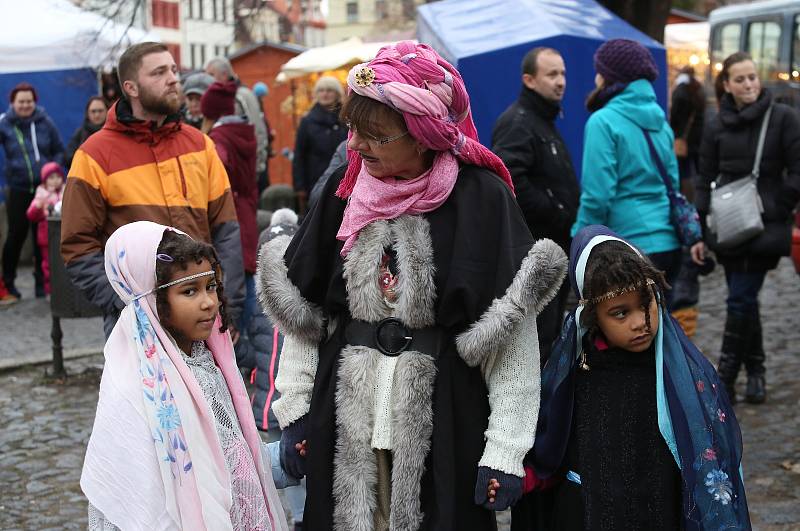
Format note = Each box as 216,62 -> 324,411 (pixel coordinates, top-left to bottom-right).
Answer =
1,261 -> 798,530
0,267 -> 105,369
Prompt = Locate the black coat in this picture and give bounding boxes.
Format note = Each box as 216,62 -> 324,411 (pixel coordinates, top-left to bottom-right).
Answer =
65,121 -> 103,169
669,80 -> 705,157
235,308 -> 283,433
696,90 -> 800,271
492,87 -> 580,251
292,103 -> 347,195
284,164 -> 535,531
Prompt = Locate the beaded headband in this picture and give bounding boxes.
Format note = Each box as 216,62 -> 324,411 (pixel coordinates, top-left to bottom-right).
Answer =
133,270 -> 216,301
578,278 -> 655,306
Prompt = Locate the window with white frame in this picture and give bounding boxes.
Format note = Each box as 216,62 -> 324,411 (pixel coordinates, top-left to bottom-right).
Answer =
346,1 -> 358,23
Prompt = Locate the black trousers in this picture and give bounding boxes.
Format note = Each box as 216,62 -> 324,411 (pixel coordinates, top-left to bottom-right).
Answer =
647,248 -> 682,311
2,188 -> 43,287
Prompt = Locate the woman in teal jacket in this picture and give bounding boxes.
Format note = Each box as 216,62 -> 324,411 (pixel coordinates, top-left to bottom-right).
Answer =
572,39 -> 681,305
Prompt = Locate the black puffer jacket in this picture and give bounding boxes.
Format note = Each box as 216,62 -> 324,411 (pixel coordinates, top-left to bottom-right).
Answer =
492,87 -> 580,251
696,90 -> 800,271
65,121 -> 103,169
235,308 -> 283,433
292,102 -> 347,195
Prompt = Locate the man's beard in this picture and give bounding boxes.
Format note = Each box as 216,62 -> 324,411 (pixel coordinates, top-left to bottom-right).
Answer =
138,85 -> 180,117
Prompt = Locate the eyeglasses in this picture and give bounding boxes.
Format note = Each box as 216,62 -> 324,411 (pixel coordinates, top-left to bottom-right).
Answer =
346,121 -> 409,146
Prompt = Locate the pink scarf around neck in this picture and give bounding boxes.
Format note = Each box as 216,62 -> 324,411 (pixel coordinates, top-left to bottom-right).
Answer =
336,150 -> 458,255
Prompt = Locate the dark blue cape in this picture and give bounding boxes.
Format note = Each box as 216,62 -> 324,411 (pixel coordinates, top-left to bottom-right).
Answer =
532,225 -> 750,530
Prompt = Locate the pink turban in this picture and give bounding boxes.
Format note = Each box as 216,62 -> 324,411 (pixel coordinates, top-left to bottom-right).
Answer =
336,41 -> 514,198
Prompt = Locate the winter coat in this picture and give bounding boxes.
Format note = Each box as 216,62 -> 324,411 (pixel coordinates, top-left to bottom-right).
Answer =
696,90 -> 800,271
26,184 -> 63,247
259,164 -> 567,531
65,120 -> 103,169
61,98 -> 245,321
234,308 -> 284,434
0,106 -> 64,193
234,83 -> 269,175
492,87 -> 580,251
208,116 -> 259,273
572,79 -> 680,255
291,103 -> 347,195
669,79 -> 705,157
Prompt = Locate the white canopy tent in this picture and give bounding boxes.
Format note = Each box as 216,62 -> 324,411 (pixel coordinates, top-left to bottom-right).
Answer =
277,37 -> 405,82
0,0 -> 161,74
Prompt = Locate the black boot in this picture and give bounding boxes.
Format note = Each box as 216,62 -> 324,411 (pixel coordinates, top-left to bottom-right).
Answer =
34,270 -> 45,298
718,313 -> 747,405
744,312 -> 766,404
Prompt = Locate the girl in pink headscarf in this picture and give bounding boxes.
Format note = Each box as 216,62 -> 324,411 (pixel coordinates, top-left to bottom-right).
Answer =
81,221 -> 288,531
258,41 -> 567,530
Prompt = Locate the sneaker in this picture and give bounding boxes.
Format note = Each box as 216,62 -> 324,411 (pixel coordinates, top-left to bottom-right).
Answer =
0,293 -> 19,307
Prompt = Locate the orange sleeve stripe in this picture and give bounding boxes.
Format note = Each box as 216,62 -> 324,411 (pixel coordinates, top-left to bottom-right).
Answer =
68,150 -> 108,193
98,150 -> 217,209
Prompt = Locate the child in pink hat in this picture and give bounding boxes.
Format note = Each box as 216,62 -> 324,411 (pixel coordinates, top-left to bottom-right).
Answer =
26,161 -> 64,294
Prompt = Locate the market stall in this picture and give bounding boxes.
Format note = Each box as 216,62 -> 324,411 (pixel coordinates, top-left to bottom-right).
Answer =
665,22 -> 710,89
256,37 -> 404,185
0,0 -> 159,145
277,37 -> 401,120
417,0 -> 667,180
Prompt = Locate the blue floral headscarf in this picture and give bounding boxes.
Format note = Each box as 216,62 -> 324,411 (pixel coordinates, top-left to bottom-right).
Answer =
532,225 -> 750,530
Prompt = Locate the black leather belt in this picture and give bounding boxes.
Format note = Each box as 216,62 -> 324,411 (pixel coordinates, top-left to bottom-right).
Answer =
345,318 -> 448,358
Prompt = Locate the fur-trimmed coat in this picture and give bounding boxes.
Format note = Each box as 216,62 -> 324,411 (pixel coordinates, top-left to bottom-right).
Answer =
257,164 -> 567,531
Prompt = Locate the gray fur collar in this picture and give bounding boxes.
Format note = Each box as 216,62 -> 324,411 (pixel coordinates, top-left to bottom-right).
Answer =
455,238 -> 568,367
333,346 -> 436,531
255,234 -> 324,343
343,215 -> 436,328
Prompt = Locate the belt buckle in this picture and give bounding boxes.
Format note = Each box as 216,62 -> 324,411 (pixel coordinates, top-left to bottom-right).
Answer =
374,317 -> 412,356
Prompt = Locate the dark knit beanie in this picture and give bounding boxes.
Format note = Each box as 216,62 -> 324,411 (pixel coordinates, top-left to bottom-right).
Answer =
594,39 -> 658,85
200,81 -> 237,121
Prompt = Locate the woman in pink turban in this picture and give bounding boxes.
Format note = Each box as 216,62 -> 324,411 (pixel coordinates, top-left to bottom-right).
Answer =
257,41 -> 567,531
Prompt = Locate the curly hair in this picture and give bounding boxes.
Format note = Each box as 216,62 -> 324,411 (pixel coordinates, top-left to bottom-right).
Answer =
579,241 -> 669,336
155,230 -> 230,335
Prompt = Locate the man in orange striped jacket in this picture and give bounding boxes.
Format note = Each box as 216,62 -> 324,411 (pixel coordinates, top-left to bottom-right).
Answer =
61,42 -> 244,337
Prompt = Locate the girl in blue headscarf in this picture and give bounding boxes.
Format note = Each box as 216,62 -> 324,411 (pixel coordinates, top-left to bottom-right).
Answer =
529,225 -> 749,530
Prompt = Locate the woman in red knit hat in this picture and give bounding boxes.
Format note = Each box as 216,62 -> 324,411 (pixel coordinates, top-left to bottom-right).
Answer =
25,161 -> 65,295
201,81 -> 260,334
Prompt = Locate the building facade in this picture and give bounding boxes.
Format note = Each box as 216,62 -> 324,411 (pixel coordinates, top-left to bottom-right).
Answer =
325,0 -> 425,44
240,0 -> 326,48
75,0 -> 236,70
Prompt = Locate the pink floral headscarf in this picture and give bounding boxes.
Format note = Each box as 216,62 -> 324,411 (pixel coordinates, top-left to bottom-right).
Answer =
337,41 -> 513,198
334,41 -> 514,255
81,221 -> 286,531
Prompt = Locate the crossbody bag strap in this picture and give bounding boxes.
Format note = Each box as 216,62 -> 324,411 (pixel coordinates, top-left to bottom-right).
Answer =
642,128 -> 675,196
680,110 -> 696,141
751,103 -> 773,180
12,125 -> 35,191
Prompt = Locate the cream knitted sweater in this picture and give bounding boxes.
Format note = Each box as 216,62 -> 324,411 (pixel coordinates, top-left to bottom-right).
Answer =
272,309 -> 541,477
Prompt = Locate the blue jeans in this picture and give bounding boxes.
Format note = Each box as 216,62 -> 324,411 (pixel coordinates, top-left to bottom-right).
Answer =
724,268 -> 766,316
239,273 -> 257,334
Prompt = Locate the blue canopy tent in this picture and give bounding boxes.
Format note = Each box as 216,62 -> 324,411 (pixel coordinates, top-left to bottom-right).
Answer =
0,0 -> 159,195
417,0 -> 667,180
